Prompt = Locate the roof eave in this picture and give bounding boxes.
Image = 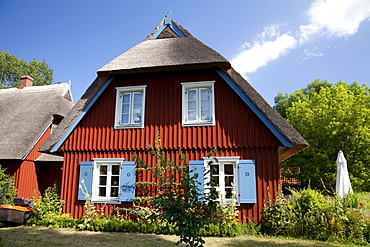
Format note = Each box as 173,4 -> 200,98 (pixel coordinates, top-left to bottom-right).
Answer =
278,144 -> 308,162
97,62 -> 231,77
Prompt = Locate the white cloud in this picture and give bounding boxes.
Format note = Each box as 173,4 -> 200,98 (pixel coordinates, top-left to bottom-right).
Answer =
302,46 -> 325,60
231,0 -> 370,78
231,25 -> 297,75
299,0 -> 370,43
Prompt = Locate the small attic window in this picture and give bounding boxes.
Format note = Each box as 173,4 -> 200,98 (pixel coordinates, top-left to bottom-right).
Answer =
181,81 -> 215,126
115,86 -> 147,129
52,114 -> 64,125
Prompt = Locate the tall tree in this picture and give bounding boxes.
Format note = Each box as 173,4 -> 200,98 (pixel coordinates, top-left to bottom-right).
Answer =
0,51 -> 54,88
277,81 -> 370,192
274,79 -> 332,118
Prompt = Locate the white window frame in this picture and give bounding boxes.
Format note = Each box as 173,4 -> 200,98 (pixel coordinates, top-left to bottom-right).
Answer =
92,158 -> 124,203
181,81 -> 215,126
203,157 -> 240,205
115,85 -> 147,129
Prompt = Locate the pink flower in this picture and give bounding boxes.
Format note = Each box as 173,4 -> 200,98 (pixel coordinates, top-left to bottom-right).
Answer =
360,203 -> 365,207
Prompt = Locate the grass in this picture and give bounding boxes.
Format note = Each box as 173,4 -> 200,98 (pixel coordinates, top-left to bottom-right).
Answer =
0,226 -> 364,247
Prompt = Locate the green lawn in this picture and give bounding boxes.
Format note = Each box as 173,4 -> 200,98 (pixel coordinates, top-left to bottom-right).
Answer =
0,226 -> 364,247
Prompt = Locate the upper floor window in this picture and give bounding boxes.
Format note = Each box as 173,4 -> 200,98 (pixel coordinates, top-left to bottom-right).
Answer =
181,81 -> 215,126
115,86 -> 146,129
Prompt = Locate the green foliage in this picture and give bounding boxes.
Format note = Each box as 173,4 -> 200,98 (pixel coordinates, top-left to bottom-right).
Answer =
134,133 -> 223,247
27,184 -> 65,226
274,79 -> 332,118
76,179 -> 107,230
0,51 -> 54,88
262,188 -> 370,245
276,80 -> 370,191
0,168 -> 18,204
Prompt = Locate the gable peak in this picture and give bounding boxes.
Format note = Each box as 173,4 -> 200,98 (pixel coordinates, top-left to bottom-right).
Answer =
147,11 -> 188,40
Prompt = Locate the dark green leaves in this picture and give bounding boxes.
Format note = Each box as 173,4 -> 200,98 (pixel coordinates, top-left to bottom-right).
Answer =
0,51 -> 54,88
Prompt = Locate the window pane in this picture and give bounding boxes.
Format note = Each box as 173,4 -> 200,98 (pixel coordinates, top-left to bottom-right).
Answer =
99,187 -> 106,197
225,188 -> 233,199
201,99 -> 210,110
111,176 -> 119,186
225,176 -> 234,186
133,113 -> 141,123
133,103 -> 142,111
99,176 -> 107,186
112,165 -> 120,175
188,101 -> 196,111
122,104 -> 130,114
111,187 -> 119,197
187,90 -> 197,100
188,110 -> 197,121
211,176 -> 219,186
122,94 -> 130,104
121,114 -> 129,124
200,88 -> 211,99
224,164 -> 234,175
211,164 -> 219,175
200,110 -> 211,121
100,165 -> 107,175
133,93 -> 142,103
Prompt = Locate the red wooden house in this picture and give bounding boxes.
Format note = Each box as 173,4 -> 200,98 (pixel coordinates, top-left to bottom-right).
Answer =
0,76 -> 74,198
41,14 -> 308,223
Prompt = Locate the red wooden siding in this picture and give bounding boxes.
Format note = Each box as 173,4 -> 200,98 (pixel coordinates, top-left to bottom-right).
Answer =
62,147 -> 279,222
61,69 -> 281,152
2,125 -> 62,198
60,69 -> 282,222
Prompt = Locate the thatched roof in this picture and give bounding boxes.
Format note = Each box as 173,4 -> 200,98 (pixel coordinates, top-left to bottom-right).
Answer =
36,153 -> 64,162
98,20 -> 230,75
40,15 -> 308,161
0,83 -> 74,159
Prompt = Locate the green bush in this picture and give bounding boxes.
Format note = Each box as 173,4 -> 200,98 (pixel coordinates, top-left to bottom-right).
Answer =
134,134 -> 222,247
0,168 -> 17,204
31,213 -> 77,228
262,188 -> 370,245
27,184 -> 65,226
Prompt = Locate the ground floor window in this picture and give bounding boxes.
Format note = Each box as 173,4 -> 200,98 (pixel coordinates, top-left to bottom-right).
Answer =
204,157 -> 239,203
78,159 -> 136,203
190,157 -> 256,204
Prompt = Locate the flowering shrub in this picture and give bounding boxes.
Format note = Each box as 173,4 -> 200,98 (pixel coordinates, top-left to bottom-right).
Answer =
134,133 -> 222,247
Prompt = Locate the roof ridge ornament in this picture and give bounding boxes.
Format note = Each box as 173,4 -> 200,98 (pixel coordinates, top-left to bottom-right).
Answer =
164,9 -> 172,26
150,10 -> 186,40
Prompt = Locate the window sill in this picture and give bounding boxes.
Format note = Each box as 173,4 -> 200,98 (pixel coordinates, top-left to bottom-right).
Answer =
91,200 -> 122,204
114,125 -> 144,129
182,122 -> 215,127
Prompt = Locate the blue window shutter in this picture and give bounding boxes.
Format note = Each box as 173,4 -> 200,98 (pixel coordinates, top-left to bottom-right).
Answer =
238,160 -> 257,203
119,161 -> 136,202
189,160 -> 204,197
78,161 -> 93,200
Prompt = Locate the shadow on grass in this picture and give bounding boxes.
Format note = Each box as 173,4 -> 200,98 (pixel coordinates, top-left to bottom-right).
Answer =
0,226 -> 356,247
0,226 -> 180,247
215,237 -> 350,247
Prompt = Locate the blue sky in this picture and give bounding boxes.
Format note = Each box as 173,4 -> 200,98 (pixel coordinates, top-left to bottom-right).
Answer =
1,0 -> 370,105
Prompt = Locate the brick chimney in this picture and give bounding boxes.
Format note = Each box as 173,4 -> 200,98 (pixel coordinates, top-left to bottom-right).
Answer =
18,76 -> 34,89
